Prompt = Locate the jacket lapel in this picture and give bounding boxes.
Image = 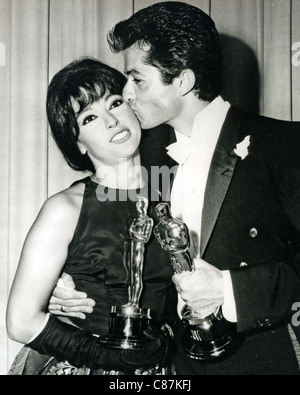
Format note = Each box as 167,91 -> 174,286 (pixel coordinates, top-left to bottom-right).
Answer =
200,107 -> 243,257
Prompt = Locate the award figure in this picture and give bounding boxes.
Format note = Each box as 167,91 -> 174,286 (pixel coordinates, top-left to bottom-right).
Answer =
128,196 -> 154,307
99,196 -> 153,349
154,202 -> 242,360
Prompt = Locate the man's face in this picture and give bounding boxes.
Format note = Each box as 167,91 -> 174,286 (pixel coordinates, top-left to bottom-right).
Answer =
122,44 -> 182,130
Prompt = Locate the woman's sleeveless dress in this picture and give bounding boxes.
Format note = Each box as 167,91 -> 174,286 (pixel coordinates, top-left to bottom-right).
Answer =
8,177 -> 176,375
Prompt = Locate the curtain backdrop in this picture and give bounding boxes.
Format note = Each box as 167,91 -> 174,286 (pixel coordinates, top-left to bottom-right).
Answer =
1,0 -> 300,374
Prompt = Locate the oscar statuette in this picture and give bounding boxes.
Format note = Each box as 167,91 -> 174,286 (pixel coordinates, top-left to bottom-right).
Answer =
99,196 -> 153,349
154,202 -> 242,360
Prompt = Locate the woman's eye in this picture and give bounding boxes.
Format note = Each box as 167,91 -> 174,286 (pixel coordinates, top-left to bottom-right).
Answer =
110,99 -> 123,109
82,115 -> 96,125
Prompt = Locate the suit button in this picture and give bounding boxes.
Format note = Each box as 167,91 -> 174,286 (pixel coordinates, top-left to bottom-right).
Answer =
249,228 -> 258,238
265,319 -> 272,326
257,320 -> 264,327
239,262 -> 248,267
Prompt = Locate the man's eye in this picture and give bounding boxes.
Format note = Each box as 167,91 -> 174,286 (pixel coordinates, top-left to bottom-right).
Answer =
82,115 -> 96,125
133,78 -> 141,84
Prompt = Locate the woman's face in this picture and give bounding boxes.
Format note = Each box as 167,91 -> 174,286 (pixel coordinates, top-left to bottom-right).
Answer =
73,92 -> 141,168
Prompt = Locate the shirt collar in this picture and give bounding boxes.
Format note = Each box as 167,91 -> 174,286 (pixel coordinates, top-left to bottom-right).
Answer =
166,96 -> 230,164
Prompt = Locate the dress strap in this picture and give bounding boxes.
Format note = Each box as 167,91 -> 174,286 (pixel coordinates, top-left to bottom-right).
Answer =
70,176 -> 92,187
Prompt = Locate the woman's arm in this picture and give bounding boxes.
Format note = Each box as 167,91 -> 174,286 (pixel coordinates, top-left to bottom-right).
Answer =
6,184 -> 165,371
6,185 -> 83,344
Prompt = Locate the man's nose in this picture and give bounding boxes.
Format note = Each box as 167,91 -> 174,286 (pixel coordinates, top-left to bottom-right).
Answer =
122,80 -> 135,103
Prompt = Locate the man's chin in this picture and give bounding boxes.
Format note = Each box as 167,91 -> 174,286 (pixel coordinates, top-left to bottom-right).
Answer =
136,114 -> 163,130
140,121 -> 160,130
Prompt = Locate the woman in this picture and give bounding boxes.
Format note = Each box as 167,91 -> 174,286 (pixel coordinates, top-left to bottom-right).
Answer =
6,58 -> 175,375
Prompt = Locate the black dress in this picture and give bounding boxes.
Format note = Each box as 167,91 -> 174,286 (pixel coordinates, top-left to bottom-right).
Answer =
65,177 -> 174,336
8,177 -> 177,375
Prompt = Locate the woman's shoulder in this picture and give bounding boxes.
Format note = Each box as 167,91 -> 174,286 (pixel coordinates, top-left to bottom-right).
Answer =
39,181 -> 86,226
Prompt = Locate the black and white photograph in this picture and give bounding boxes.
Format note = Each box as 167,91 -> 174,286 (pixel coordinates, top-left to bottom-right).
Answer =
1,0 -> 300,378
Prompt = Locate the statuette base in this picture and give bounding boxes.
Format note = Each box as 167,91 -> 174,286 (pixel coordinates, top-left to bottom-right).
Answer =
181,307 -> 243,360
98,305 -> 151,350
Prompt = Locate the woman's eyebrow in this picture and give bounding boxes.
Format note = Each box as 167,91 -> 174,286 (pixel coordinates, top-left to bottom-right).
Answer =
74,93 -> 121,118
75,104 -> 92,118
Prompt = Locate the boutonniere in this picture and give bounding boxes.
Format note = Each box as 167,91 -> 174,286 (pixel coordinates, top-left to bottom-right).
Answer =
233,135 -> 251,160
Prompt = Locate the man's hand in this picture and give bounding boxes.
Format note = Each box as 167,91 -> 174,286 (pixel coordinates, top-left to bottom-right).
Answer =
48,273 -> 96,320
172,258 -> 224,316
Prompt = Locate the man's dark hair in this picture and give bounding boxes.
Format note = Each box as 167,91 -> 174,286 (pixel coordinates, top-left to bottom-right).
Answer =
46,57 -> 127,172
107,1 -> 223,102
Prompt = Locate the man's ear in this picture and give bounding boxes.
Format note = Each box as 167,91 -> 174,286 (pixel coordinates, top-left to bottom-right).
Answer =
178,69 -> 196,96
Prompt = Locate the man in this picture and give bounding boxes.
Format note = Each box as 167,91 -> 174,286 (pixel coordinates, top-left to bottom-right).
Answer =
50,2 -> 300,374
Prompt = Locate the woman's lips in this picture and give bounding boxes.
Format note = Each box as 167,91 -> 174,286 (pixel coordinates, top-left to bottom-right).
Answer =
110,130 -> 131,143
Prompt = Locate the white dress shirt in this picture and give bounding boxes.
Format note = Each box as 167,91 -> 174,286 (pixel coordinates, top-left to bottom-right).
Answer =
166,96 -> 236,321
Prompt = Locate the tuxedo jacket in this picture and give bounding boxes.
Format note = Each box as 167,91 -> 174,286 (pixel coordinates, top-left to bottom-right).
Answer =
140,105 -> 300,374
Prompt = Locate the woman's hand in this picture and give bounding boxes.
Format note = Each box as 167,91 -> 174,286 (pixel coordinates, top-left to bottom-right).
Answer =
48,273 -> 95,320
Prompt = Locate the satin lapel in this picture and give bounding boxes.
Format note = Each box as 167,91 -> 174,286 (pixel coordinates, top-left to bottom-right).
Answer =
200,107 -> 243,257
162,127 -> 177,203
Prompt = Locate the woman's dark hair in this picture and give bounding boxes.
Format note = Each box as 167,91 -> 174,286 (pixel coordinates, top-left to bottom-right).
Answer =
46,57 -> 127,172
107,1 -> 222,102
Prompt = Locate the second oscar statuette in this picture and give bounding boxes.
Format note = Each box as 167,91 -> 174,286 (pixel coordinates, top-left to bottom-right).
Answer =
154,202 -> 242,360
